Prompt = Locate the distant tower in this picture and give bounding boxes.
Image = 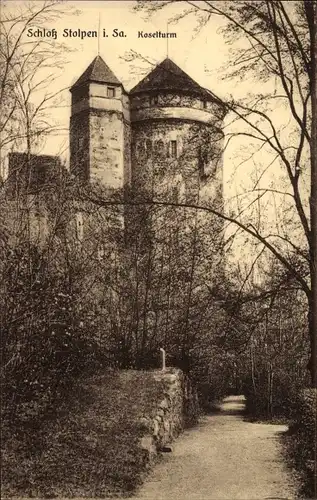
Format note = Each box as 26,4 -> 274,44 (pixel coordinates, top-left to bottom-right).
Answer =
129,58 -> 226,206
69,55 -> 131,188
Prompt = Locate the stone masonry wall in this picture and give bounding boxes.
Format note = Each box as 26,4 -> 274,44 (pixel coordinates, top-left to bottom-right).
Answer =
89,110 -> 124,188
140,368 -> 200,461
131,120 -> 221,202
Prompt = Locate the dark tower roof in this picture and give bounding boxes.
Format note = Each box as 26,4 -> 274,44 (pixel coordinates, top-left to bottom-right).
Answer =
70,55 -> 121,90
130,57 -> 214,100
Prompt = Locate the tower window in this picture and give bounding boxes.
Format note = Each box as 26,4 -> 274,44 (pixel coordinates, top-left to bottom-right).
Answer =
107,87 -> 115,98
203,100 -> 207,109
199,147 -> 215,180
172,186 -> 179,202
34,197 -> 41,217
145,139 -> 152,156
97,244 -> 106,260
150,95 -> 159,106
75,212 -> 84,241
170,140 -> 177,158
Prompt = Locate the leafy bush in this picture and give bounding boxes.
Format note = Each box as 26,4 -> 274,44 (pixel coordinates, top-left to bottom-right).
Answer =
1,244 -> 109,434
284,389 -> 317,499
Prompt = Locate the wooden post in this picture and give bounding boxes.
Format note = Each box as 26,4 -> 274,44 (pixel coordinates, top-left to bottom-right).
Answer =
160,348 -> 166,371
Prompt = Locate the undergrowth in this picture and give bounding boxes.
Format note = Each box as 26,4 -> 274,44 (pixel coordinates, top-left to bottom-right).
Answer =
283,389 -> 317,500
2,369 -> 167,498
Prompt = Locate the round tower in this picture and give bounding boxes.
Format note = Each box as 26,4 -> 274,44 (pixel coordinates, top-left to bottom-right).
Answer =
129,58 -> 226,206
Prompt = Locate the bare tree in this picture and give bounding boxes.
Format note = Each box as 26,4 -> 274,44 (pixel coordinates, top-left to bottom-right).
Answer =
0,0 -> 75,163
134,0 -> 317,387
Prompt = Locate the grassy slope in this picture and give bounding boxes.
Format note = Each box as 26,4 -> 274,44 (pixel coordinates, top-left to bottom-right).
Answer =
2,370 -> 168,498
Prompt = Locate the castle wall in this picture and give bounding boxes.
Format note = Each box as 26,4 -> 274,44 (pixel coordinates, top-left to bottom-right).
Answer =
122,92 -> 131,187
131,118 -> 223,206
131,106 -> 219,125
70,111 -> 90,182
130,92 -> 224,124
129,90 -> 226,281
89,109 -> 125,188
130,91 -> 225,203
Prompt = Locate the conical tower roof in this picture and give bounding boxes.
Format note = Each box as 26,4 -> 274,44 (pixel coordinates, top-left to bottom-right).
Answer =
130,58 -> 214,100
70,55 -> 121,90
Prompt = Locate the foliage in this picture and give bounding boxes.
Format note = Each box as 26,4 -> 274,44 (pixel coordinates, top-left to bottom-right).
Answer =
1,370 -> 169,498
0,1 -> 76,157
284,389 -> 317,499
0,241 -> 104,427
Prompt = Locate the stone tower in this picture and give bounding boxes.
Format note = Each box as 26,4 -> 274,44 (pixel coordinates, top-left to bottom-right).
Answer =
69,55 -> 131,188
129,58 -> 226,206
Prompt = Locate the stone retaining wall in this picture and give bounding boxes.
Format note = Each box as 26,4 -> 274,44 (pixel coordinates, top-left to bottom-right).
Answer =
140,368 -> 200,460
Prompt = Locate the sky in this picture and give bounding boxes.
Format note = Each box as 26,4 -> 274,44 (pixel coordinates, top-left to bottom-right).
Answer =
4,0 -> 234,161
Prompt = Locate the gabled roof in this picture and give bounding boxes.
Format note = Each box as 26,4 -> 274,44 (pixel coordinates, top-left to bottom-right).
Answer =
130,58 -> 213,100
71,55 -> 121,91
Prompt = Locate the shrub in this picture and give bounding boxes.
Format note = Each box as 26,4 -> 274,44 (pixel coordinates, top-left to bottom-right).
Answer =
1,244 -> 109,432
285,389 -> 317,499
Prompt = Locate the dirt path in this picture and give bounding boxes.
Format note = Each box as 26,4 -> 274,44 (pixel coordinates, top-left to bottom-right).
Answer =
132,395 -> 296,500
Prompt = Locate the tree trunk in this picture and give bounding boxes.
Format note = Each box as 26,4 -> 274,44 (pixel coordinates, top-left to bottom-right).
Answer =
307,0 -> 317,388
307,300 -> 317,387
250,336 -> 257,396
